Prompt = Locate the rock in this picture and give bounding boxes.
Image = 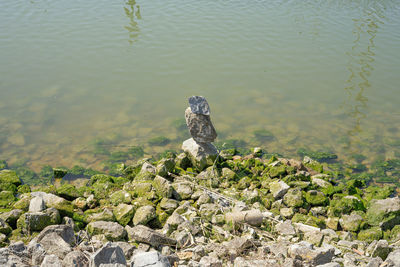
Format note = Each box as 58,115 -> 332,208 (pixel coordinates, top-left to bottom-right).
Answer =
156,159 -> 175,177
182,138 -> 218,171
199,255 -> 222,267
17,211 -> 56,232
185,106 -> 217,143
41,254 -> 62,267
316,263 -> 341,267
0,218 -> 11,235
0,209 -> 23,228
305,190 -> 328,206
0,247 -> 30,266
172,182 -> 193,200
189,96 -> 210,115
89,242 -> 126,267
87,221 -> 127,241
159,198 -> 179,214
225,209 -> 263,226
28,242 -> 47,265
73,197 -> 87,209
30,192 -> 74,217
126,225 -> 176,247
130,251 -> 171,267
275,220 -> 296,235
113,204 -> 135,226
311,177 -> 331,188
229,236 -> 255,254
366,197 -> 400,230
29,196 -> 46,212
326,217 -> 339,230
0,169 -> 21,186
0,191 -> 15,207
371,240 -> 391,260
269,180 -> 290,199
234,257 -> 280,267
35,225 -> 75,259
280,207 -> 294,218
283,188 -> 304,208
153,176 -> 173,199
288,241 -> 334,266
110,190 -> 132,206
86,208 -> 115,222
358,227 -> 383,242
339,213 -> 363,232
132,205 -> 156,226
113,241 -> 136,260
304,230 -> 324,247
384,249 -> 400,266
62,251 -> 89,267
365,257 -> 383,267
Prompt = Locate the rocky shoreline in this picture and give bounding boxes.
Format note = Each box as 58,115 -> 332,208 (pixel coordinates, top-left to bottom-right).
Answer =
0,147 -> 400,266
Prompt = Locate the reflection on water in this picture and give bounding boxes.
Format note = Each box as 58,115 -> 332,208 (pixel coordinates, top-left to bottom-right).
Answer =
342,3 -> 382,150
124,0 -> 141,44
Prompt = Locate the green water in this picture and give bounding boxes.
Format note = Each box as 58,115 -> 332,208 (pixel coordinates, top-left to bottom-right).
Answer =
1,0 -> 400,178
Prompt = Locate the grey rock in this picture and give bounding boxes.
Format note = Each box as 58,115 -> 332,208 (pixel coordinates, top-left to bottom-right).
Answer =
288,241 -> 334,266
41,254 -> 62,267
28,242 -> 47,265
172,182 -> 193,200
185,107 -> 217,143
126,225 -> 176,247
36,224 -> 76,246
371,240 -> 391,260
198,256 -> 222,267
87,221 -> 127,241
0,247 -> 30,267
384,249 -> 400,267
365,257 -> 383,267
29,196 -> 46,212
189,96 -> 210,115
62,251 -> 89,267
0,209 -> 23,228
153,176 -> 173,199
311,177 -> 331,188
130,251 -> 171,267
234,257 -> 280,267
269,180 -> 290,199
339,213 -> 363,232
316,263 -> 341,267
275,220 -> 296,235
132,205 -> 156,226
36,231 -> 73,258
229,236 -> 255,254
182,138 -> 218,171
113,241 -> 136,260
90,242 -> 126,267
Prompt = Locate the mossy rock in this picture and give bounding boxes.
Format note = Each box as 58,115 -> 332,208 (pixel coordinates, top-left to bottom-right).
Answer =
17,212 -> 54,232
297,148 -> 337,162
268,165 -> 287,178
53,167 -> 68,179
50,199 -> 75,218
0,191 -> 16,207
0,170 -> 21,187
130,182 -> 153,198
113,203 -> 135,226
84,208 -> 115,223
110,190 -> 132,205
283,188 -> 304,208
156,158 -> 175,177
89,174 -> 114,185
175,153 -> 192,170
0,182 -> 17,193
122,162 -> 142,180
17,184 -> 31,194
237,177 -> 251,190
304,190 -> 328,206
292,213 -> 325,228
358,227 -> 383,242
390,225 -> 400,241
328,195 -> 365,216
366,198 -> 400,229
12,196 -> 31,211
363,186 -> 394,202
132,205 -> 156,226
152,176 -> 173,199
56,184 -> 82,200
0,219 -> 12,235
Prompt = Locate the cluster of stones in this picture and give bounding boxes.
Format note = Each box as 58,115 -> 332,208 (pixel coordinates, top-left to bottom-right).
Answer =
1,146 -> 400,265
182,96 -> 218,171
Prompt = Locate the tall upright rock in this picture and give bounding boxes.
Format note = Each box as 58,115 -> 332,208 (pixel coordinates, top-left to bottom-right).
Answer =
182,96 -> 218,171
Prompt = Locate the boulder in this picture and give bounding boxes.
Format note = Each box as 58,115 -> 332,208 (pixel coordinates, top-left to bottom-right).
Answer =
17,211 -> 58,232
283,188 -> 304,208
383,249 -> 400,267
366,197 -> 400,230
62,251 -> 89,267
126,225 -> 176,247
87,221 -> 127,241
269,180 -> 290,199
113,204 -> 135,226
130,251 -> 170,267
339,213 -> 363,232
89,242 -> 126,267
0,170 -> 21,186
0,247 -> 30,267
35,225 -> 76,259
288,241 -> 334,265
41,254 -> 62,267
132,205 -> 156,226
184,106 -> 217,143
0,209 -> 23,228
172,182 -> 193,200
275,220 -> 296,235
0,218 -> 12,235
29,196 -> 46,212
153,176 -> 173,199
182,138 -> 218,171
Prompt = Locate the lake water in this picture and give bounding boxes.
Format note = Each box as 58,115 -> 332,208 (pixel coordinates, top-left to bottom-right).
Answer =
1,0 -> 400,180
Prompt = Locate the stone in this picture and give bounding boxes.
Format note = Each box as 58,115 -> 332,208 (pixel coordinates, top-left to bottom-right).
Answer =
182,138 -> 218,171
132,205 -> 156,226
275,220 -> 296,235
229,236 -> 255,254
0,218 -> 11,235
371,240 -> 391,260
280,207 -> 295,218
339,213 -> 363,232
30,192 -> 74,218
34,225 -> 75,259
304,230 -> 324,247
28,242 -> 47,265
234,257 -> 280,267
0,209 -> 23,228
86,208 -> 115,222
316,263 -> 341,267
365,257 -> 383,267
159,198 -> 179,214
41,254 -> 62,267
199,256 -> 222,267
269,180 -> 290,199
188,96 -> 210,115
62,251 -> 89,267
153,176 -> 173,199
87,221 -> 127,241
126,225 -> 176,247
305,190 -> 328,206
0,169 -> 21,186
366,197 -> 400,230
17,211 -> 55,232
288,241 -> 334,266
358,227 -> 383,242
283,188 -> 304,208
130,251 -> 171,267
0,247 -> 30,266
172,182 -> 193,200
311,177 -> 331,188
156,159 -> 175,177
113,241 -> 136,260
113,203 -> 135,226
384,249 -> 400,266
185,106 -> 217,143
89,242 -> 126,267
110,190 -> 132,206
326,217 -> 339,230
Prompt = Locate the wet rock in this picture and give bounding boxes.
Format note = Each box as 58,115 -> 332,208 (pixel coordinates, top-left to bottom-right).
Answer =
182,138 -> 218,171
62,251 -> 89,267
132,205 -> 156,226
130,251 -> 171,267
185,106 -> 217,143
89,242 -> 126,267
87,221 -> 127,241
126,225 -> 176,247
41,254 -> 62,267
269,180 -> 290,199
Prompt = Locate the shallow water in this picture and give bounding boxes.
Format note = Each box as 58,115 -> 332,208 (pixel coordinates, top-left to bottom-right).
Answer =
1,0 -> 400,178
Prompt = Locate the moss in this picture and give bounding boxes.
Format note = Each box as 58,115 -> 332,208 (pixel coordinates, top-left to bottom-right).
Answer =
128,146 -> 144,159
358,227 -> 383,242
56,184 -> 82,200
12,196 -> 31,211
39,165 -> 53,183
363,185 -> 394,202
328,195 -> 365,216
0,170 -> 21,186
283,188 -> 304,208
113,204 -> 135,226
390,225 -> 400,240
69,165 -> 86,176
297,148 -> 337,162
17,184 -> 31,194
321,184 -> 344,197
110,190 -> 132,205
267,165 -> 287,178
53,167 -> 68,179
0,182 -> 17,193
104,162 -> 125,176
0,160 -> 7,170
304,191 -> 328,206
215,139 -> 247,150
123,162 -> 142,180
292,213 -> 325,228
0,191 -> 15,207
304,161 -> 324,173
89,174 -> 114,185
148,136 -> 170,146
